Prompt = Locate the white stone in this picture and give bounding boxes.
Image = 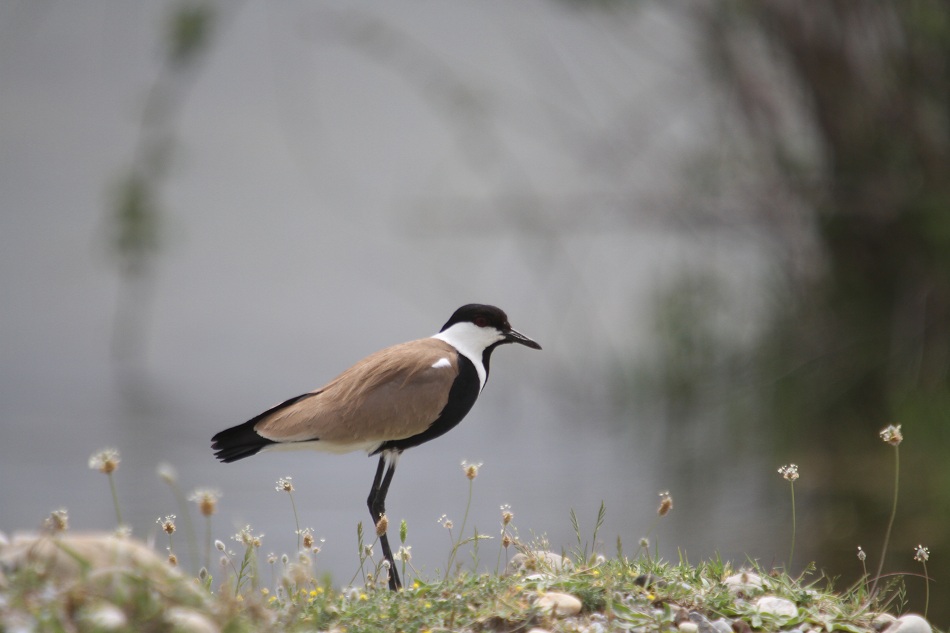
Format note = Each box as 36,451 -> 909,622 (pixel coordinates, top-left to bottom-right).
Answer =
723,571 -> 764,595
165,608 -> 219,633
678,623 -> 699,633
754,596 -> 798,619
536,591 -> 582,616
507,550 -> 574,575
873,614 -> 897,631
711,619 -> 733,633
82,603 -> 127,631
886,614 -> 932,633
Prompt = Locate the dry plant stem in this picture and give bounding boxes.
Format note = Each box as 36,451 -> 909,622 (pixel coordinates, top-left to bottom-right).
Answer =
108,472 -> 123,526
166,480 -> 199,573
871,445 -> 899,595
921,559 -> 930,619
495,527 -> 509,575
289,492 -> 301,551
860,557 -> 869,595
788,481 -> 796,573
204,517 -> 213,571
445,478 -> 474,580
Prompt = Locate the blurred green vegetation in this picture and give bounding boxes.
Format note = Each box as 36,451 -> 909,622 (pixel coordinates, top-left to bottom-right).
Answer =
637,1 -> 950,620
107,2 -> 215,366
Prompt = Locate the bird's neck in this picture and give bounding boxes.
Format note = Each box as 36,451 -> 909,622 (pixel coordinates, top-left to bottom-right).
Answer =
431,323 -> 503,391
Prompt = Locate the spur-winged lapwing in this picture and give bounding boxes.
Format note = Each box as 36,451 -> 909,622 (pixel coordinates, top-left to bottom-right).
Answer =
211,304 -> 540,590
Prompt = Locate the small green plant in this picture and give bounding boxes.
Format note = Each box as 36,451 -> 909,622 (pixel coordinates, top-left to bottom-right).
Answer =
189,487 -> 220,571
88,448 -> 123,526
157,515 -> 177,566
856,546 -> 869,594
634,491 -> 673,563
571,500 -> 607,565
913,544 -> 930,619
275,476 -> 302,550
778,464 -> 799,572
444,460 -> 483,579
229,525 -> 264,595
495,504 -> 515,574
157,462 -> 199,572
872,424 -> 903,595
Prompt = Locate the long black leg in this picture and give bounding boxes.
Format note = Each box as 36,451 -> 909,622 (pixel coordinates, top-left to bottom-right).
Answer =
367,451 -> 401,590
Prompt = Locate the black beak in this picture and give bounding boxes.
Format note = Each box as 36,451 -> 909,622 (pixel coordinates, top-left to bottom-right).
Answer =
505,328 -> 541,350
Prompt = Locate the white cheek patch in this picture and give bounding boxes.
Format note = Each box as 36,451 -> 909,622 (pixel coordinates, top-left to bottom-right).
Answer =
431,357 -> 452,369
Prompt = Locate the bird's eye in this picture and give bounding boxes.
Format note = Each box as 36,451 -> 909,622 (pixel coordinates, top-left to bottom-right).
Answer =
474,316 -> 489,327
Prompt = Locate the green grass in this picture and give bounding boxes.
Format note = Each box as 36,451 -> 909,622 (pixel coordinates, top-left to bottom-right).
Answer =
0,532 -> 904,633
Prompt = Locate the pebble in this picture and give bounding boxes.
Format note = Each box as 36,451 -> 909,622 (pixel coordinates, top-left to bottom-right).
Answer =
536,591 -> 583,616
712,619 -> 733,633
885,614 -> 932,633
754,596 -> 797,619
678,623 -> 699,633
689,611 -> 732,633
723,572 -> 764,596
873,614 -> 898,631
165,607 -> 219,633
507,551 -> 574,575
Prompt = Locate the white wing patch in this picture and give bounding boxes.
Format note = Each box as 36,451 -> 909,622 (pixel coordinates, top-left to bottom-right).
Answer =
431,357 -> 452,369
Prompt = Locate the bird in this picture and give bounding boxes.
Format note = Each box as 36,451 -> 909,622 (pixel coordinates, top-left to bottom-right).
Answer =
211,304 -> 541,590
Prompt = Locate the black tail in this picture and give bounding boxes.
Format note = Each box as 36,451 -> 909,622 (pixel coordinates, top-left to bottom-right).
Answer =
211,419 -> 274,462
211,392 -> 318,463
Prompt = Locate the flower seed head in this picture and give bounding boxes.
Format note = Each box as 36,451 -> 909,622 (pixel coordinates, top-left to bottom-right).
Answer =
460,460 -> 482,480
778,464 -> 800,482
88,448 -> 121,474
400,519 -> 408,544
233,525 -> 263,548
189,488 -> 220,516
914,544 -> 930,563
500,504 -> 513,525
276,477 -> 294,493
375,514 -> 389,537
657,491 -> 673,517
857,546 -> 866,561
879,424 -> 903,446
156,462 -> 178,485
394,545 -> 412,562
44,509 -> 69,533
502,534 -> 512,549
157,515 -> 176,535
167,552 -> 178,567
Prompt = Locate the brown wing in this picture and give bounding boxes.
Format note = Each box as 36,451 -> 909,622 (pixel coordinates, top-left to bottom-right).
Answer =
252,338 -> 459,448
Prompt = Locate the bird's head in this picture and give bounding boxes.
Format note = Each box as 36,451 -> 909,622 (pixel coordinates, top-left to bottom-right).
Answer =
438,304 -> 541,353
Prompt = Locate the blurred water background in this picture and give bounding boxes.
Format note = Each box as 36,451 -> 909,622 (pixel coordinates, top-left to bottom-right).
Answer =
2,1 -> 948,621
